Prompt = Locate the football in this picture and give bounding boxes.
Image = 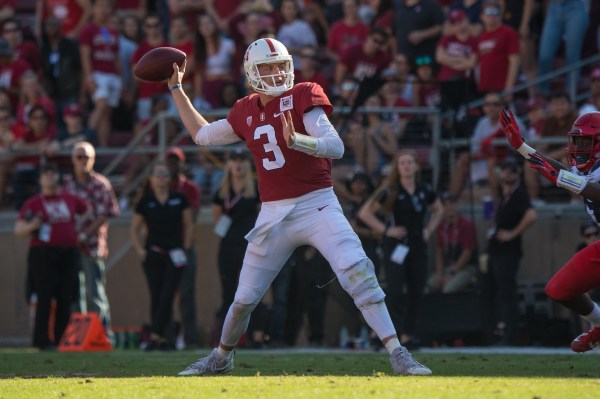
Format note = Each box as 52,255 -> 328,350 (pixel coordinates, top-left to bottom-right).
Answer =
133,47 -> 186,82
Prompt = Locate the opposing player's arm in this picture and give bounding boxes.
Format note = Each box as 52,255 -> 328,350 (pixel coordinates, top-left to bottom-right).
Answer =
280,107 -> 344,159
168,62 -> 240,146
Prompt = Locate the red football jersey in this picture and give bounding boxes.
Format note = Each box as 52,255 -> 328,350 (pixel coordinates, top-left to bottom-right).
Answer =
227,82 -> 333,202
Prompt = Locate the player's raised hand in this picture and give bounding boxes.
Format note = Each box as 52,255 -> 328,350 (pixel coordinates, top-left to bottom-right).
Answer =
528,153 -> 559,184
499,107 -> 524,149
168,59 -> 186,88
280,111 -> 296,147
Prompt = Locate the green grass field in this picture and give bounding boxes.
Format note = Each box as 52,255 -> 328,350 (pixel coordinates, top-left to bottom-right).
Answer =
1,349 -> 599,399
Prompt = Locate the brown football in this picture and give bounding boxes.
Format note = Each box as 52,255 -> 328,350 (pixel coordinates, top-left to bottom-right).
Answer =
133,47 -> 186,82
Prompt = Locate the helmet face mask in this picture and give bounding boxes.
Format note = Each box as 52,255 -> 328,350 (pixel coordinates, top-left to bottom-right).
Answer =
567,112 -> 600,173
244,38 -> 294,97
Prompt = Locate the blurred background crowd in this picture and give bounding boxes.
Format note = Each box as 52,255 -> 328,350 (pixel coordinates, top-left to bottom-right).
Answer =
2,0 -> 600,351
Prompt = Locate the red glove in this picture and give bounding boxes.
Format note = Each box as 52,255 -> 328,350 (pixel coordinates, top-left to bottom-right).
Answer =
499,107 -> 524,150
528,153 -> 558,185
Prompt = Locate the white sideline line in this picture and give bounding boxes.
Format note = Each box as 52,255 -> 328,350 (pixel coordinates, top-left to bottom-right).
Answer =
203,347 -> 600,356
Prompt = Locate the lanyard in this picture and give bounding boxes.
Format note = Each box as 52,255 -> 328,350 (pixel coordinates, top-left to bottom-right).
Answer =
225,189 -> 244,212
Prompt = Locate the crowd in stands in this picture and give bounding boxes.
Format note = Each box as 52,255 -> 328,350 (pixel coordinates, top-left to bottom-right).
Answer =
5,0 -> 600,350
0,0 -> 595,208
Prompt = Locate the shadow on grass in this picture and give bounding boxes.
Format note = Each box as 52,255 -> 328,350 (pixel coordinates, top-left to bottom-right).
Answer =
0,351 -> 599,379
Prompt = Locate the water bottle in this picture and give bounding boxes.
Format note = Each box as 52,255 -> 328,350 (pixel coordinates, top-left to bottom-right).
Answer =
483,195 -> 494,220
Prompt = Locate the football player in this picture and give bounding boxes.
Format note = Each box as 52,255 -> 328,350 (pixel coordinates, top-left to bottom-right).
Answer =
501,109 -> 600,352
168,38 -> 432,376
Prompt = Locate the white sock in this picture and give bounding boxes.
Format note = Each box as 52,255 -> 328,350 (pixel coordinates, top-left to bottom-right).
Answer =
582,302 -> 600,327
358,301 -> 397,343
217,346 -> 232,358
384,338 -> 401,354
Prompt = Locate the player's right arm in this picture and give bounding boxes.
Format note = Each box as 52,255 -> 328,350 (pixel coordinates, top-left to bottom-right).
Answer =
502,106 -> 589,196
501,107 -> 567,171
168,62 -> 240,146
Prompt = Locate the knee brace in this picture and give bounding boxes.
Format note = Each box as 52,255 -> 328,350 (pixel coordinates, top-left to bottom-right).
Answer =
338,258 -> 385,309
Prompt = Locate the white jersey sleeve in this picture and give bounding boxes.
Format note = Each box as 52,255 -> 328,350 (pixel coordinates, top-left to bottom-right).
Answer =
301,107 -> 344,159
194,119 -> 241,146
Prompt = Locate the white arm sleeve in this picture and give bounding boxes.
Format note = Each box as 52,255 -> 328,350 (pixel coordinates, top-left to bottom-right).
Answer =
194,119 -> 241,146
299,107 -> 344,159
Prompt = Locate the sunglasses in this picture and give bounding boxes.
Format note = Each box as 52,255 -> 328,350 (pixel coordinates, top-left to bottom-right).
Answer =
75,155 -> 90,160
584,231 -> 599,238
415,56 -> 432,66
483,8 -> 500,16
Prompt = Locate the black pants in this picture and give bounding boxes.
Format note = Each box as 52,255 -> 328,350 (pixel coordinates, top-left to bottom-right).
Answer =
28,246 -> 80,348
178,247 -> 198,345
216,239 -> 247,319
383,239 -> 428,337
143,250 -> 184,338
481,254 -> 521,344
285,249 -> 331,345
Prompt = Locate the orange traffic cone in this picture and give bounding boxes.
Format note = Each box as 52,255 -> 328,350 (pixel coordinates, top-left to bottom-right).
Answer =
58,313 -> 112,352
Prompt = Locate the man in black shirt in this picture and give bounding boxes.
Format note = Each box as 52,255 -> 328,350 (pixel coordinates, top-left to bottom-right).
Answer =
393,0 -> 444,62
482,158 -> 537,345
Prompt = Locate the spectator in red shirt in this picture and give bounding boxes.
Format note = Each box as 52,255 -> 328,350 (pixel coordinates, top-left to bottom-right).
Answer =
0,0 -> 14,20
372,0 -> 394,33
2,18 -> 42,76
412,55 -> 440,108
334,27 -> 391,92
35,0 -> 91,40
131,14 -> 170,127
428,192 -> 477,293
476,0 -> 520,98
14,162 -> 88,350
525,95 -> 546,140
11,105 -> 57,209
79,0 -> 121,147
194,12 -> 236,109
17,71 -> 56,134
294,45 -> 330,96
115,0 -> 147,19
0,38 -> 32,111
327,0 -> 369,62
435,9 -> 478,112
169,15 -> 195,96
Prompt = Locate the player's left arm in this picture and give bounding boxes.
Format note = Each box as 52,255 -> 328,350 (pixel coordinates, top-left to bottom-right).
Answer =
526,153 -> 600,201
280,107 -> 344,159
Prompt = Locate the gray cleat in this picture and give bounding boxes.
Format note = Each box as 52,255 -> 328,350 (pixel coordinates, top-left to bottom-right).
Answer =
390,346 -> 432,376
178,348 -> 235,376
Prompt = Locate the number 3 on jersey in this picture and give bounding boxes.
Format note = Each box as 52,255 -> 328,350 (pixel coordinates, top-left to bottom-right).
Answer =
254,124 -> 286,170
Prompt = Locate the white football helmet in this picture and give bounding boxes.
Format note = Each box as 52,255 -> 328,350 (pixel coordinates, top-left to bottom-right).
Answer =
244,38 -> 294,97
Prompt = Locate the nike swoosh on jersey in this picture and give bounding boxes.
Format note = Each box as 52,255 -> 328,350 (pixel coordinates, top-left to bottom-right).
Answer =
274,112 -> 283,118
317,205 -> 329,211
